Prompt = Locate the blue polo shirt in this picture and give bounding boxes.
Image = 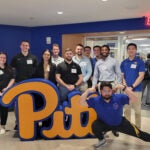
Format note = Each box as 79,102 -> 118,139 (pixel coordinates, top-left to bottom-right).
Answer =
87,94 -> 129,126
121,57 -> 145,91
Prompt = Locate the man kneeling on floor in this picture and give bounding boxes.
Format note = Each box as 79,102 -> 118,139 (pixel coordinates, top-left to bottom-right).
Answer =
80,82 -> 150,148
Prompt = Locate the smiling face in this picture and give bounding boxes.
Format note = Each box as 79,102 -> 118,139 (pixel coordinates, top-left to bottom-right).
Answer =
52,45 -> 60,57
0,53 -> 7,66
75,45 -> 84,56
127,45 -> 137,58
43,50 -> 51,62
101,46 -> 109,58
20,41 -> 30,53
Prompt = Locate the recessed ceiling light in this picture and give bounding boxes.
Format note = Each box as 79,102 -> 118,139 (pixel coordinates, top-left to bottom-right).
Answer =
101,0 -> 108,2
57,11 -> 63,15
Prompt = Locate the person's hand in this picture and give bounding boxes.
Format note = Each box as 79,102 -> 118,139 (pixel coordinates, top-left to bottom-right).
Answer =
67,85 -> 75,91
0,92 -> 3,96
2,88 -> 8,93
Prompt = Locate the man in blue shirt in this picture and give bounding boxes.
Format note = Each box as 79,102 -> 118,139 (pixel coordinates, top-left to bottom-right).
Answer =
80,82 -> 150,148
73,44 -> 92,93
121,43 -> 145,129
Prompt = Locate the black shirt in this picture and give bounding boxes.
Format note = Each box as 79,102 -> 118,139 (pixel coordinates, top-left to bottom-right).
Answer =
34,62 -> 57,85
0,66 -> 15,91
56,60 -> 82,84
10,53 -> 38,82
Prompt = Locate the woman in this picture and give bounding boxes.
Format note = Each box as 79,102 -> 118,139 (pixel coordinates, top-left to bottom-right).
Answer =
34,49 -> 57,129
0,52 -> 15,134
35,49 -> 56,84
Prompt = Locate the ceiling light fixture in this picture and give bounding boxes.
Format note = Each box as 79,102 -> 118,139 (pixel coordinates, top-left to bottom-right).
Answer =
101,0 -> 108,2
57,11 -> 63,15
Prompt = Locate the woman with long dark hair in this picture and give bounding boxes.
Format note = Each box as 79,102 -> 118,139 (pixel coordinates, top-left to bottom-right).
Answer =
0,52 -> 15,134
34,49 -> 57,130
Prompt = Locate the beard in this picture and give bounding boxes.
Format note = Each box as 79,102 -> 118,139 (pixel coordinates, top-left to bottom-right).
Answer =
66,57 -> 72,62
101,52 -> 109,58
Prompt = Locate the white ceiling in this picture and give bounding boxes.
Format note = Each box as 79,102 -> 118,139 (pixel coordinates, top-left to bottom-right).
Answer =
0,0 -> 150,27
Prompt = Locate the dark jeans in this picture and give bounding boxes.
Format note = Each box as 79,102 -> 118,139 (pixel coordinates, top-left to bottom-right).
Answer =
0,104 -> 8,125
92,117 -> 150,142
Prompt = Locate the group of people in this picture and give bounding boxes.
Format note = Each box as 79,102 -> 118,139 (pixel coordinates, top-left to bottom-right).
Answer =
0,40 -> 150,147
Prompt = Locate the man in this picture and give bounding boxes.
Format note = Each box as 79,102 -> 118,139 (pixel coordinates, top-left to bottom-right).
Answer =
10,40 -> 38,130
84,46 -> 92,88
84,46 -> 92,59
80,82 -> 150,148
51,43 -> 64,66
92,45 -> 122,92
121,43 -> 145,129
142,53 -> 150,106
73,44 -> 92,93
91,45 -> 101,72
56,48 -> 83,103
11,40 -> 38,83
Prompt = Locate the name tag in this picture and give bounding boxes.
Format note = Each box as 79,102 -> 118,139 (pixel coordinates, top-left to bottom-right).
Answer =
27,60 -> 33,64
130,64 -> 136,69
71,69 -> 77,73
0,70 -> 4,75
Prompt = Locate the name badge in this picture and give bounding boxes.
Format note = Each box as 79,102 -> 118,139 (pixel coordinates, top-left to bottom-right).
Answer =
27,60 -> 33,64
71,69 -> 77,73
0,70 -> 4,75
130,64 -> 136,69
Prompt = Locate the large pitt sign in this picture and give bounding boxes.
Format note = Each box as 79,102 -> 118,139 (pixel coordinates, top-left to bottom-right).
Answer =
0,79 -> 97,141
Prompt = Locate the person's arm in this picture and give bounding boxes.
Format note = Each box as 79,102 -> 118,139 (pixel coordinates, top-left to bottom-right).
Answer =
2,79 -> 15,93
56,74 -> 68,88
83,59 -> 92,82
115,60 -> 122,84
75,74 -> 83,86
118,84 -> 137,103
92,63 -> 99,88
80,88 -> 96,106
132,72 -> 145,89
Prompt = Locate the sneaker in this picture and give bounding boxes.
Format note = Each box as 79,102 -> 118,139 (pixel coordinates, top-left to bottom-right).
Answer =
93,139 -> 107,148
0,128 -> 6,135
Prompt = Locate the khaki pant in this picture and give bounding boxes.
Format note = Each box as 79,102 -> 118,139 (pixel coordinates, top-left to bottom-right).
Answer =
78,82 -> 88,94
124,92 -> 142,129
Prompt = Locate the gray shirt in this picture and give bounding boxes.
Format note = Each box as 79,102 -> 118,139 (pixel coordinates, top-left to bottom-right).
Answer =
92,56 -> 122,87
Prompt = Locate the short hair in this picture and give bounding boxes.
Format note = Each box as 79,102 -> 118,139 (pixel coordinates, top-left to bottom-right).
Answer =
84,46 -> 91,50
21,40 -> 30,45
101,45 -> 110,51
65,48 -> 73,53
76,44 -> 84,48
100,82 -> 112,90
93,45 -> 101,50
52,43 -> 59,48
147,53 -> 150,59
127,43 -> 137,50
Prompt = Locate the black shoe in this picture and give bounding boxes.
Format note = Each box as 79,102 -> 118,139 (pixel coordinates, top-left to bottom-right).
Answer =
112,131 -> 119,137
144,103 -> 150,106
14,124 -> 18,130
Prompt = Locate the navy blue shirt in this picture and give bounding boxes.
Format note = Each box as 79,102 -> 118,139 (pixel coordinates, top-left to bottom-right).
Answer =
121,57 -> 145,91
87,94 -> 129,126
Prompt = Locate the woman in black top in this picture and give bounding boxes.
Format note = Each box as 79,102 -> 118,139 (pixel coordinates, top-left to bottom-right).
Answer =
0,52 -> 15,134
34,49 -> 56,84
34,49 -> 57,130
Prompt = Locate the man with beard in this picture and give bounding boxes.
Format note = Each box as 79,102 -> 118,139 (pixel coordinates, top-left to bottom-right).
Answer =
73,44 -> 92,93
80,82 -> 150,148
56,48 -> 83,103
92,45 -> 122,91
